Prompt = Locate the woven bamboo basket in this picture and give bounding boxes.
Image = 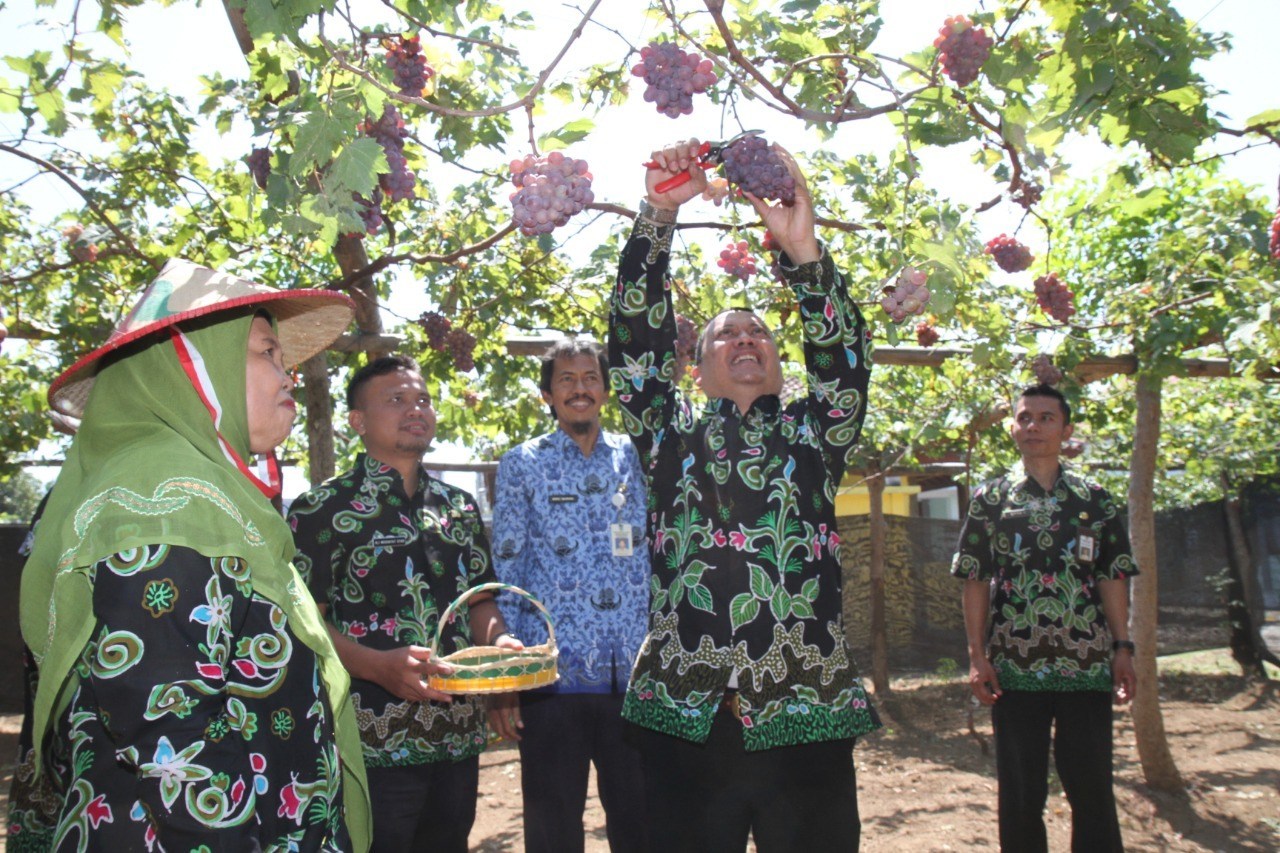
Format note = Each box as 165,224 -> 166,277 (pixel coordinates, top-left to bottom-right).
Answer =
426,582 -> 559,694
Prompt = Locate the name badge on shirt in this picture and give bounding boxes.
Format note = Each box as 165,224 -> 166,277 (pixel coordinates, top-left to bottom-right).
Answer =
371,532 -> 411,548
610,523 -> 634,557
550,494 -> 578,504
1076,527 -> 1097,564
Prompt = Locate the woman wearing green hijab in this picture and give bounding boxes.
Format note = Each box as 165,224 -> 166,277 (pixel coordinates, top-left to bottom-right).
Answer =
11,260 -> 371,851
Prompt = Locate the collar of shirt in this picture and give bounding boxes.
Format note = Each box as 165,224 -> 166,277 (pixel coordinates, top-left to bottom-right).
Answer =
356,451 -> 432,500
704,394 -> 782,422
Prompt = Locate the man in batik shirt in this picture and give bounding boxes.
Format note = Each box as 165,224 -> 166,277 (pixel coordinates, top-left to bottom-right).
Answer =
952,383 -> 1137,853
609,139 -> 877,852
289,355 -> 517,853
488,338 -> 650,853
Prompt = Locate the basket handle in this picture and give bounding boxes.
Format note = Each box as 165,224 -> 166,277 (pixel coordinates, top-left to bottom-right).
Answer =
429,581 -> 557,660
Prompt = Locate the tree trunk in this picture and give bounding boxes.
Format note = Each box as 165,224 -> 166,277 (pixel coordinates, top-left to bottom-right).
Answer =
301,353 -> 337,486
868,469 -> 889,694
1128,372 -> 1183,790
1222,475 -> 1279,679
294,235 -> 390,480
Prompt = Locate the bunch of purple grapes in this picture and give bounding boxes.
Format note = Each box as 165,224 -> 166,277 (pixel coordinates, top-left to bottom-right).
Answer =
915,320 -> 940,348
247,147 -> 271,190
508,152 -> 594,236
1270,209 -> 1280,260
361,105 -> 416,202
418,310 -> 452,351
1030,353 -> 1063,386
385,34 -> 434,97
933,15 -> 993,88
985,234 -> 1034,273
879,266 -> 932,324
630,41 -> 717,118
348,189 -> 385,238
446,328 -> 477,372
720,135 -> 795,204
1033,273 -> 1076,323
717,241 -> 758,282
1012,180 -> 1042,210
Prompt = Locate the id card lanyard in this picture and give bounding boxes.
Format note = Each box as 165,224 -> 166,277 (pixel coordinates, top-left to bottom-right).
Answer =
609,479 -> 634,558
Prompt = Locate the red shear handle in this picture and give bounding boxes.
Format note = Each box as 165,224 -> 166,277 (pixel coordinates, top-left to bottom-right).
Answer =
645,141 -> 712,194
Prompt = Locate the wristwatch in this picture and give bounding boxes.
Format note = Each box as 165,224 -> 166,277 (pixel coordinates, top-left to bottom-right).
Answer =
1112,640 -> 1136,654
637,198 -> 678,225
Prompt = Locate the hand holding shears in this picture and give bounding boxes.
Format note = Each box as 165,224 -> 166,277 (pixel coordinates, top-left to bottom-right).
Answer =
644,129 -> 762,194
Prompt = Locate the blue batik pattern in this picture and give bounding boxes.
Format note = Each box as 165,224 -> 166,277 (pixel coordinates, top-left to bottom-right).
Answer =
492,430 -> 650,693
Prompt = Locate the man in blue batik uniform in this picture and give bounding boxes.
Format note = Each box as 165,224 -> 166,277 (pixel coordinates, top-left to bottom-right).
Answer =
488,339 -> 650,853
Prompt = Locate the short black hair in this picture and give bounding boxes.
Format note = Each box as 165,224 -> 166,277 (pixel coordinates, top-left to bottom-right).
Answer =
539,339 -> 607,396
694,306 -> 768,364
347,355 -> 422,410
1017,383 -> 1071,424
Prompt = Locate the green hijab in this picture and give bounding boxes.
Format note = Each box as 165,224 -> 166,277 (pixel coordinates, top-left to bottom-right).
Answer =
20,310 -> 370,851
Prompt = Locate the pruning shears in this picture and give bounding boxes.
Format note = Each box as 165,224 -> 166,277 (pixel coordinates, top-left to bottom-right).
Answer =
644,129 -> 763,193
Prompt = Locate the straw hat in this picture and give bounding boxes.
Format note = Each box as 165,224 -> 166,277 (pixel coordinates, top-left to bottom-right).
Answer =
49,258 -> 355,417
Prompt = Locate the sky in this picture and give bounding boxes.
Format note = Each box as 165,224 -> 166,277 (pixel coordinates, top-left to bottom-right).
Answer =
2,0 -> 1278,495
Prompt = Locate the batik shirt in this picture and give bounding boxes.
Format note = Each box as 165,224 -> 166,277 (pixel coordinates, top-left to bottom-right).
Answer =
492,429 -> 650,693
608,218 -> 879,751
288,454 -> 493,768
9,545 -> 349,852
951,464 -> 1139,692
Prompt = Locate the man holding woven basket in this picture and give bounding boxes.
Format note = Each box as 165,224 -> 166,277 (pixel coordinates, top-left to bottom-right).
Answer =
289,355 -> 519,853
609,140 -> 878,852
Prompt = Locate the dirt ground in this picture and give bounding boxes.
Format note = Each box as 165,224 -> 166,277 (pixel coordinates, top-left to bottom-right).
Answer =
3,649 -> 1277,852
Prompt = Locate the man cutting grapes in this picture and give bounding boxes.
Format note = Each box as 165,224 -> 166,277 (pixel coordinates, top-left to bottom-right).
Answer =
608,137 -> 878,852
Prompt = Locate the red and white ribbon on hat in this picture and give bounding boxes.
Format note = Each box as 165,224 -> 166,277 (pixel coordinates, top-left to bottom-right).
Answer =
170,328 -> 282,500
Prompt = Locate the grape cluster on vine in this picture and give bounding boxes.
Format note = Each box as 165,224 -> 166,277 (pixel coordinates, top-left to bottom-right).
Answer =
1030,353 -> 1064,386
361,105 -> 416,202
385,34 -> 434,97
985,234 -> 1034,273
717,241 -> 758,282
915,320 -> 940,348
1269,209 -> 1280,259
934,15 -> 993,88
1033,273 -> 1076,323
1012,180 -> 1042,210
247,148 -> 271,190
879,266 -> 932,324
508,152 -> 594,236
630,41 -> 718,118
418,310 -> 453,351
350,188 -> 384,236
446,328 -> 477,372
720,135 -> 795,204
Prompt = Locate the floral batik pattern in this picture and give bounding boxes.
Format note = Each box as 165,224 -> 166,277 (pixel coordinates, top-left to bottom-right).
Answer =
951,465 -> 1139,692
289,455 -> 493,768
27,545 -> 348,852
609,219 -> 880,751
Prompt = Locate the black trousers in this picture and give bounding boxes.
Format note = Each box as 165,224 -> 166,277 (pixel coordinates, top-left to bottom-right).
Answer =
991,690 -> 1124,853
517,692 -> 648,853
641,703 -> 860,853
365,756 -> 479,853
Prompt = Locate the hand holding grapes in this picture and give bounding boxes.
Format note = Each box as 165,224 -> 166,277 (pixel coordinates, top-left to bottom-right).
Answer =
744,145 -> 819,265
645,139 -> 708,211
